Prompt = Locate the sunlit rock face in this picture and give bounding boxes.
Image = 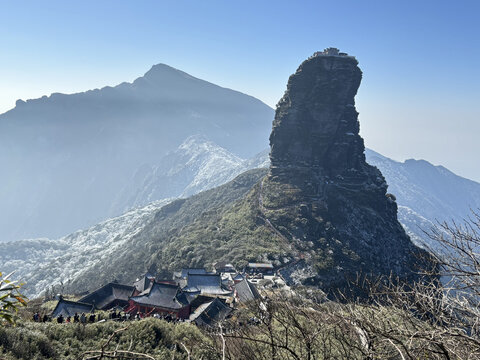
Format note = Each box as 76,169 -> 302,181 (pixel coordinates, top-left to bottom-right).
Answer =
265,49 -> 425,289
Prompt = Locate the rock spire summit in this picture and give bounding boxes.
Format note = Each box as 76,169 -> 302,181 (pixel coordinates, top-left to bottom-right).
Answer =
264,50 -> 425,288
269,48 -> 365,181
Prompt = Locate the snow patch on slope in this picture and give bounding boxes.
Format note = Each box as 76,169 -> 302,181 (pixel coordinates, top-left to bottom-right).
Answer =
113,135 -> 270,212
0,199 -> 171,296
1,137 -> 270,298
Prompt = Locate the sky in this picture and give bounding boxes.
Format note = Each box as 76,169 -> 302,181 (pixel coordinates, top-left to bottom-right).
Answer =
1,0 -> 479,181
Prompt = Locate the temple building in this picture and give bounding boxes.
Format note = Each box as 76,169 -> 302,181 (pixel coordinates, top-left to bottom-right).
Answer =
126,282 -> 191,319
79,282 -> 134,310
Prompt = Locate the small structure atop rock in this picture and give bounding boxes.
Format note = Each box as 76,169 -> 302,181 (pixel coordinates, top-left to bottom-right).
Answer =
312,47 -> 353,58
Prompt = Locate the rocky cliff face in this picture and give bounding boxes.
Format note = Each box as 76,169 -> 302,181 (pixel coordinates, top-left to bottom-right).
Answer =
264,49 -> 424,288
270,52 -> 363,179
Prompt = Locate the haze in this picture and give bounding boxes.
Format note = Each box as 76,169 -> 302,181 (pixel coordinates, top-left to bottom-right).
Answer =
1,0 -> 479,181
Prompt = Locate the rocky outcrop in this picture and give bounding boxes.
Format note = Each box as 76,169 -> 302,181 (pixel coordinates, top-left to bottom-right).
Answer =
270,50 -> 363,179
264,49 -> 425,289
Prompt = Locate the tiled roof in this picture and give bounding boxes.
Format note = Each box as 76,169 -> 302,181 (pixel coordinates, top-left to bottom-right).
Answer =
188,295 -> 217,312
214,262 -> 235,270
192,298 -> 232,327
134,277 -> 154,293
80,283 -> 134,310
183,274 -> 232,296
193,298 -> 232,327
233,273 -> 245,281
174,268 -> 208,279
51,299 -> 94,318
130,282 -> 188,310
235,279 -> 261,302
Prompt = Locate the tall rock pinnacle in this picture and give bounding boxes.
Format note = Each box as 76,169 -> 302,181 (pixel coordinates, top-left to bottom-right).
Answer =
263,48 -> 425,289
270,48 -> 365,181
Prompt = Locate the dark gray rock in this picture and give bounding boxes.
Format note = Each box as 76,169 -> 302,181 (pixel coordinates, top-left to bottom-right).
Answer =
264,49 -> 426,290
270,51 -> 364,179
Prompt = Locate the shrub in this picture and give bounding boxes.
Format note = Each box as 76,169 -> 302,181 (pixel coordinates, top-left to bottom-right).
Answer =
0,272 -> 27,325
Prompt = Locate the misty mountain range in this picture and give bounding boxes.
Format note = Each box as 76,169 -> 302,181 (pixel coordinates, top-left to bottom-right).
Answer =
1,63 -> 480,296
112,135 -> 269,213
0,64 -> 272,242
364,149 -> 480,245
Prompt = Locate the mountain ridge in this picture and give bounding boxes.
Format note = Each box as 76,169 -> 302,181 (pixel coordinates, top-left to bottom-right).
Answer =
0,63 -> 274,242
111,135 -> 268,214
365,148 -> 480,228
5,63 -> 269,117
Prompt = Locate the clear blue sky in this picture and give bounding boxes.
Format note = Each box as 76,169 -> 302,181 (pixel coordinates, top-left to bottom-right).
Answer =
1,0 -> 479,181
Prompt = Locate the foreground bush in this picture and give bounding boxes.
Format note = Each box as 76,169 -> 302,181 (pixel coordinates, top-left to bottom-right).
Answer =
0,272 -> 27,325
0,318 -> 216,359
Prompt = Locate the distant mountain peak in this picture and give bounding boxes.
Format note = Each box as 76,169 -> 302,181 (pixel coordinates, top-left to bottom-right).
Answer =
180,134 -> 213,146
148,63 -> 177,72
141,63 -> 200,84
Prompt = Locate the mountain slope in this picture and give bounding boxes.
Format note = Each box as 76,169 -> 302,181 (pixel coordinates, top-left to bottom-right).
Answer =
365,148 -> 480,222
0,199 -> 172,296
0,136 -> 271,296
3,59 -> 478,296
0,64 -> 273,242
64,168 -> 270,294
112,135 -> 268,213
365,149 -> 480,245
